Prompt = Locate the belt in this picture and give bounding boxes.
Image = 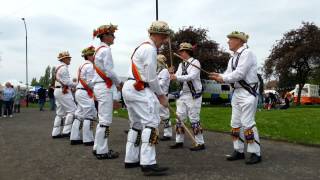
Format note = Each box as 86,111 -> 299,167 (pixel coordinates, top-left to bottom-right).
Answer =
77,88 -> 86,90
55,86 -> 61,88
233,83 -> 258,89
127,78 -> 149,88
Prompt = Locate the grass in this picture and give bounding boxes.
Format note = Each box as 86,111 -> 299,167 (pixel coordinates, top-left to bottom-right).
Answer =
114,104 -> 320,146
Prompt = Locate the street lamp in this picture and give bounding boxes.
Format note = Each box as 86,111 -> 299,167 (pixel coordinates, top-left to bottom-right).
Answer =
156,0 -> 158,20
21,17 -> 29,107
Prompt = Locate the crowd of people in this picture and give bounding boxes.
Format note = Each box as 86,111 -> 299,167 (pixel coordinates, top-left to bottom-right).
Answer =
48,20 -> 262,176
0,82 -> 25,118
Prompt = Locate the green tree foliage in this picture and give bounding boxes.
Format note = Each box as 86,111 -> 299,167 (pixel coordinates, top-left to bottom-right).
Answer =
30,77 -> 39,86
264,22 -> 320,105
39,66 -> 51,88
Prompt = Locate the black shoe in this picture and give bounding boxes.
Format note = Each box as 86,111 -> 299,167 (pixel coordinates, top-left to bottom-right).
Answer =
84,141 -> 94,146
245,153 -> 262,165
92,150 -> 97,156
124,130 -> 129,134
160,136 -> 171,141
125,162 -> 140,168
52,135 -> 63,139
62,133 -> 70,138
189,144 -> 206,151
169,143 -> 183,149
226,151 -> 245,161
70,140 -> 83,145
96,150 -> 119,160
141,164 -> 169,176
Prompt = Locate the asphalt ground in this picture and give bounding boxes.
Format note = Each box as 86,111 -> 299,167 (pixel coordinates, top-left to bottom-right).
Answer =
0,108 -> 320,180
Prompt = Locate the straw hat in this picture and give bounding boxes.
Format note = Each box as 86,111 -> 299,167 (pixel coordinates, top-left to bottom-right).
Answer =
148,21 -> 171,35
227,31 -> 249,43
178,42 -> 193,52
57,51 -> 71,60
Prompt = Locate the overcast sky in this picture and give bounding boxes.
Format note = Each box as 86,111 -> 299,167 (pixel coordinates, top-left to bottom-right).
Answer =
0,0 -> 319,85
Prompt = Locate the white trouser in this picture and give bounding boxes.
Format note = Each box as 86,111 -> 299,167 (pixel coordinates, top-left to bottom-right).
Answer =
159,104 -> 172,137
175,93 -> 204,145
122,80 -> 160,165
231,88 -> 261,156
93,83 -> 113,154
52,88 -> 76,136
70,90 -> 96,142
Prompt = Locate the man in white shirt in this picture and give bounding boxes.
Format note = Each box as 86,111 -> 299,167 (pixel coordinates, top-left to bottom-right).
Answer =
70,46 -> 97,146
209,31 -> 261,164
157,54 -> 172,141
92,24 -> 123,160
52,51 -> 77,138
122,21 -> 171,176
170,42 -> 205,151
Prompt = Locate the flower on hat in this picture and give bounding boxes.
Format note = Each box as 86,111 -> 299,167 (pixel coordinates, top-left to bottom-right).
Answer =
93,24 -> 118,38
148,21 -> 172,35
81,46 -> 95,57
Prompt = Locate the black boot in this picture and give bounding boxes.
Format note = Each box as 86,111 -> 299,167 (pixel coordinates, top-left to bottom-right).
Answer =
189,144 -> 205,151
245,153 -> 262,165
160,136 -> 171,141
141,164 -> 169,176
52,135 -> 63,139
125,162 -> 140,168
226,151 -> 245,161
62,133 -> 70,138
169,142 -> 183,149
70,140 -> 83,145
96,150 -> 119,160
83,141 -> 94,146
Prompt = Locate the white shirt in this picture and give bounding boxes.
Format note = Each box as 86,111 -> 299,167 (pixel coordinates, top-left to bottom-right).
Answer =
92,42 -> 121,86
221,46 -> 258,88
77,60 -> 95,89
128,39 -> 163,95
157,68 -> 170,94
175,57 -> 202,93
55,62 -> 75,87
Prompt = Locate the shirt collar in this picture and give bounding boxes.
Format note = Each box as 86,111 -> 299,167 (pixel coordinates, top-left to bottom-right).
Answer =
60,61 -> 68,66
235,45 -> 246,54
100,42 -> 109,48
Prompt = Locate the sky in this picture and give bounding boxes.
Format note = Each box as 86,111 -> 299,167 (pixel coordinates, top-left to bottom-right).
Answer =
0,0 -> 319,85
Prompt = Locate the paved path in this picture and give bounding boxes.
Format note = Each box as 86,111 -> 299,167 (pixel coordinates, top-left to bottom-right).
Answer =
0,108 -> 319,180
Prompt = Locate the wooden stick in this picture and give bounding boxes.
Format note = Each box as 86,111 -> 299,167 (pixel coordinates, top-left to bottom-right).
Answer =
168,38 -> 173,67
173,53 -> 210,74
168,106 -> 197,146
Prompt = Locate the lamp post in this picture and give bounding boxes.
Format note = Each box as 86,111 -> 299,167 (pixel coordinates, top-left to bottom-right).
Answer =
156,0 -> 158,20
21,18 -> 29,107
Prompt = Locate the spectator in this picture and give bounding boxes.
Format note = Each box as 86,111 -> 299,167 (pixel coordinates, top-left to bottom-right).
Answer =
14,86 -> 22,113
280,92 -> 290,110
3,82 -> 15,118
48,85 -> 55,111
38,86 -> 46,111
0,88 -> 3,118
11,85 -> 15,112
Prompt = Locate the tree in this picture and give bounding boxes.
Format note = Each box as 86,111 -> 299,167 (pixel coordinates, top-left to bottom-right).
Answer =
31,78 -> 39,86
50,66 -> 56,86
161,26 -> 230,80
264,22 -> 320,105
39,66 -> 51,88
